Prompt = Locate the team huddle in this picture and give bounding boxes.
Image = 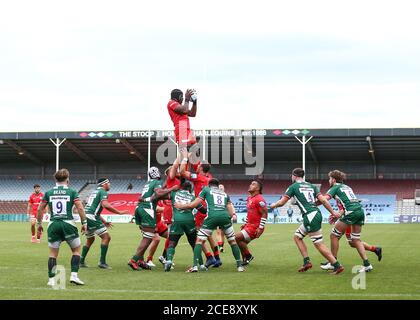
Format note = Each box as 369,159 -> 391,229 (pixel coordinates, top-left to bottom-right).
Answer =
30,88 -> 382,286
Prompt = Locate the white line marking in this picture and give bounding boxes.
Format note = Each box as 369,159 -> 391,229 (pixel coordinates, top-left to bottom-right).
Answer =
0,286 -> 419,298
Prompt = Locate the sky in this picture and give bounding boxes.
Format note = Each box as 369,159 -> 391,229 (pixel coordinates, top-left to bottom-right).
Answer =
0,0 -> 420,132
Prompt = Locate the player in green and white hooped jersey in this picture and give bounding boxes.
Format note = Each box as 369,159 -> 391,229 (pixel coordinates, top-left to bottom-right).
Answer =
322,170 -> 374,273
36,169 -> 88,286
270,168 -> 344,275
164,180 -> 202,272
128,167 -> 179,271
175,178 -> 244,273
80,178 -> 129,270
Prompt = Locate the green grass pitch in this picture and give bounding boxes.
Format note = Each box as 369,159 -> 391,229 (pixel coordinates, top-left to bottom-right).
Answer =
0,222 -> 419,300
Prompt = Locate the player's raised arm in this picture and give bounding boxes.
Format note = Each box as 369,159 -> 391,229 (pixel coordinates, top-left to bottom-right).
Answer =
188,91 -> 197,117
101,200 -> 129,215
270,196 -> 289,209
179,150 -> 193,179
168,156 -> 181,180
173,89 -> 193,115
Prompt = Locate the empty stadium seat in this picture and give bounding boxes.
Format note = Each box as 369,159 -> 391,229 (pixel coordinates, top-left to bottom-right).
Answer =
0,179 -> 87,201
0,201 -> 27,214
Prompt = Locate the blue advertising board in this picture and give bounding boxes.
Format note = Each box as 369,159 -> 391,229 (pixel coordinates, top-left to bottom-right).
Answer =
230,194 -> 396,224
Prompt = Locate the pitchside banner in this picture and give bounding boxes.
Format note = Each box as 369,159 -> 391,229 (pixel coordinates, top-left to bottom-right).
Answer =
230,194 -> 397,224
90,193 -> 397,224
399,214 -> 420,224
101,193 -> 139,223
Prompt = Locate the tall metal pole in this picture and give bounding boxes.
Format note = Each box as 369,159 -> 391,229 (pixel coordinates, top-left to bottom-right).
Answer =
49,138 -> 66,172
295,135 -> 313,180
56,138 -> 60,172
147,130 -> 151,181
302,135 -> 306,174
202,130 -> 206,161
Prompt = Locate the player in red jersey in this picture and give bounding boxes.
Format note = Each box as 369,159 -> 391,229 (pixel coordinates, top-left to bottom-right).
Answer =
167,88 -> 197,150
145,201 -> 169,267
27,184 -> 46,243
156,157 -> 183,266
179,153 -> 222,268
164,156 -> 182,192
235,180 -> 268,265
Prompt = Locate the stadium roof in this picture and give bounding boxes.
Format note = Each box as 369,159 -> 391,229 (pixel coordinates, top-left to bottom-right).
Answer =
1,128 -> 420,164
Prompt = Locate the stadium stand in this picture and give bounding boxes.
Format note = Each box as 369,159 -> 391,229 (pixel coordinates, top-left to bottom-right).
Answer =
0,201 -> 27,214
1,177 -> 420,215
2,128 -> 420,218
0,179 -> 87,201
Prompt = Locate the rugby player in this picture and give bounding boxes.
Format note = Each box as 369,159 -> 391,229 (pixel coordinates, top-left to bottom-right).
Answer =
167,88 -> 197,151
175,178 -> 244,273
235,180 -> 267,266
28,184 -> 45,243
128,167 -> 178,271
319,170 -> 376,272
270,168 -> 344,275
164,180 -> 202,271
180,154 -> 222,268
36,169 -> 87,286
80,178 -> 129,269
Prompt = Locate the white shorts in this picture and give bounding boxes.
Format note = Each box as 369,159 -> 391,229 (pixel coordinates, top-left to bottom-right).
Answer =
240,229 -> 252,243
48,237 -> 81,249
85,226 -> 108,239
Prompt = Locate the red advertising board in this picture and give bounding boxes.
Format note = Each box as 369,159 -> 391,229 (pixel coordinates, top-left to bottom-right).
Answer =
102,193 -> 140,215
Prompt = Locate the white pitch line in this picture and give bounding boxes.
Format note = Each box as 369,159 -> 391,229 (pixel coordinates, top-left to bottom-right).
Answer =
0,286 -> 420,298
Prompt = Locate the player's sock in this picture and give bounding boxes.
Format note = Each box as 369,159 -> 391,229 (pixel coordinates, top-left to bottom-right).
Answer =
31,226 -> 35,237
71,255 -> 80,273
167,247 -> 175,262
131,255 -> 140,262
230,244 -> 242,267
363,259 -> 371,267
213,246 -> 220,260
161,238 -> 170,259
332,261 -> 341,268
197,253 -> 204,266
194,244 -> 203,267
164,238 -> 170,253
303,257 -> 311,265
80,245 -> 90,263
147,255 -> 153,262
48,257 -> 57,278
205,252 -> 213,260
100,244 -> 108,265
367,245 -> 376,252
218,241 -> 224,247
